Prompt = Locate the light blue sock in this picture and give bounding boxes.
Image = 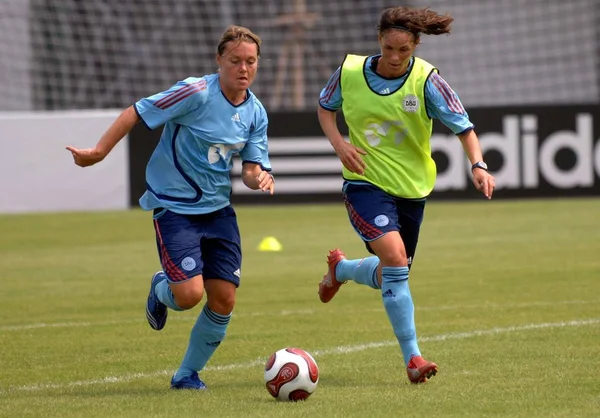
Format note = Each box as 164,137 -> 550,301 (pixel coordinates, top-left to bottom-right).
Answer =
155,278 -> 184,311
335,256 -> 380,289
173,304 -> 231,380
381,266 -> 421,365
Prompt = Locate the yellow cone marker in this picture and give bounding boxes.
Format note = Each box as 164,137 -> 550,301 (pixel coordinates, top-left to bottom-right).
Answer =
258,236 -> 282,252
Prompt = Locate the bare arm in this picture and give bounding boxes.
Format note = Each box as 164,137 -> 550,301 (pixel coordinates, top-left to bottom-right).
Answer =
317,106 -> 366,175
241,162 -> 275,194
66,105 -> 140,167
317,106 -> 346,152
458,129 -> 495,199
457,128 -> 484,165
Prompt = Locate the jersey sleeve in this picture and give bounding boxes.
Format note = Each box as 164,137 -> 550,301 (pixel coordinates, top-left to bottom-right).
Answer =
318,66 -> 343,111
425,72 -> 474,135
239,102 -> 271,171
134,77 -> 208,130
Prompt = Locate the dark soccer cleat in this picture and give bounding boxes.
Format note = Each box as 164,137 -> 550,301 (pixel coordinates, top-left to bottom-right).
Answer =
318,249 -> 347,303
406,355 -> 438,384
170,372 -> 207,390
146,271 -> 168,331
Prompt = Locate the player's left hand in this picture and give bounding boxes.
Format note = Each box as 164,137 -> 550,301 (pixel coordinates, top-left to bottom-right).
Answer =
472,169 -> 495,199
257,171 -> 275,195
66,146 -> 105,167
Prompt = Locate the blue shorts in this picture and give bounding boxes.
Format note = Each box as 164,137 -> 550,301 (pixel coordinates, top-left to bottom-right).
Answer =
342,181 -> 426,266
152,205 -> 242,287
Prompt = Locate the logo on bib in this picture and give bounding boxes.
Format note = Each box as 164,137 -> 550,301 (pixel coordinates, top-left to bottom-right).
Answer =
402,94 -> 419,113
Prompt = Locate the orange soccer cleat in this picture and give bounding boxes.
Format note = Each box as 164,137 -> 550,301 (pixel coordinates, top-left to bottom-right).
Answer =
318,249 -> 347,303
406,355 -> 438,384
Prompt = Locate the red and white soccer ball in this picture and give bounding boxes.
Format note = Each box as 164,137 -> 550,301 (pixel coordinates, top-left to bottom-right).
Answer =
264,347 -> 319,401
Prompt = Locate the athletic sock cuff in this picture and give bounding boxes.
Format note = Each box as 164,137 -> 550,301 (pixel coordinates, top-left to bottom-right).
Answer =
202,304 -> 231,325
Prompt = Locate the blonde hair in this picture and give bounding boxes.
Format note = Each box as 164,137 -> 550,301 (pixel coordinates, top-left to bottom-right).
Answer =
217,25 -> 262,56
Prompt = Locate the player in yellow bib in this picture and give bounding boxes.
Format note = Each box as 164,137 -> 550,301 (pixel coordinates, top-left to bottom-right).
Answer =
317,6 -> 496,384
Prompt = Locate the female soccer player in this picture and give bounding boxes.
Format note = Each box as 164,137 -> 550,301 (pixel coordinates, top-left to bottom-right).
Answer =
317,7 -> 495,384
66,25 -> 274,390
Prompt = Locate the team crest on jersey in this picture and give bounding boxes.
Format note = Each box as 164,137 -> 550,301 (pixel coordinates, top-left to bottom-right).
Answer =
402,94 -> 419,113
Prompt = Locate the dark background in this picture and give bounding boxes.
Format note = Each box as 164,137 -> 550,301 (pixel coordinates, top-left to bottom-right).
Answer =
128,105 -> 600,206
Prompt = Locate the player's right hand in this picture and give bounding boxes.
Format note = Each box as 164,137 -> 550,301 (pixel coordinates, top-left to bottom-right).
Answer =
65,146 -> 105,167
335,142 -> 367,175
473,169 -> 496,200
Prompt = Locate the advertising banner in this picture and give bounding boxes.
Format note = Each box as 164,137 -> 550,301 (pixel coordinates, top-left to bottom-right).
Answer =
128,105 -> 600,205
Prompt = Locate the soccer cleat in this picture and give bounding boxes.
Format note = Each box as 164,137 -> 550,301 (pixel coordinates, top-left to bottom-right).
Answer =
170,371 -> 207,390
146,271 -> 168,331
318,249 -> 347,303
406,355 -> 438,384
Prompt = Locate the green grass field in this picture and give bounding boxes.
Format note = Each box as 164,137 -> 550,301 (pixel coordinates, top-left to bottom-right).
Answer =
1,198 -> 599,418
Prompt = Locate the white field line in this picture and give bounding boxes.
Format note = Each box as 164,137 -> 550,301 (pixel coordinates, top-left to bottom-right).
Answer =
0,299 -> 596,332
1,318 -> 598,394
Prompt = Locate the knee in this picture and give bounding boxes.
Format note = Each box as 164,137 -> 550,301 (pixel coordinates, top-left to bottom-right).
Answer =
174,286 -> 205,310
378,251 -> 408,267
208,291 -> 236,315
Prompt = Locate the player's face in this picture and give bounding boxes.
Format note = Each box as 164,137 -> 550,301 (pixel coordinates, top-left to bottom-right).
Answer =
377,30 -> 419,77
217,41 -> 259,92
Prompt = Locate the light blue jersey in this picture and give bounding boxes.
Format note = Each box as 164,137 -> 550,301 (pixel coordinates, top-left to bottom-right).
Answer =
134,73 -> 271,215
319,55 -> 473,135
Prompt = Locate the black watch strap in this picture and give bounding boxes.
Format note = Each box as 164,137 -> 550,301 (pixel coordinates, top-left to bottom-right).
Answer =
471,161 -> 488,172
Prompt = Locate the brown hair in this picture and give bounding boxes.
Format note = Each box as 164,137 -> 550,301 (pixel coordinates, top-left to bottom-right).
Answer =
217,25 -> 262,57
378,7 -> 453,38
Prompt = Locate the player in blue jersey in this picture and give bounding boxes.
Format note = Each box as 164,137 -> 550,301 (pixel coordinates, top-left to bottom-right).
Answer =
317,7 -> 496,384
66,25 -> 274,390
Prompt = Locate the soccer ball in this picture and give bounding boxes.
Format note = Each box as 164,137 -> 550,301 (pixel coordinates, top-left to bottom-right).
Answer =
264,347 -> 319,401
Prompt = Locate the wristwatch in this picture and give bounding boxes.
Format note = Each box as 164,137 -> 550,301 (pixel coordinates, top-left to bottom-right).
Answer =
471,161 -> 488,172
